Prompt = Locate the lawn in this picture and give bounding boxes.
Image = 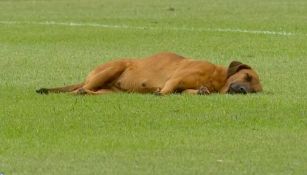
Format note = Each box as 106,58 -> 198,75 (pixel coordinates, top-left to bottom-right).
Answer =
0,0 -> 307,174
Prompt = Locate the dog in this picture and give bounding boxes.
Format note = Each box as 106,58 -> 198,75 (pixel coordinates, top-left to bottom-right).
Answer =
36,52 -> 262,95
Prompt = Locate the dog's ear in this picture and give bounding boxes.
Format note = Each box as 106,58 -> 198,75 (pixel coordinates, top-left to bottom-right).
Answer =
227,61 -> 251,78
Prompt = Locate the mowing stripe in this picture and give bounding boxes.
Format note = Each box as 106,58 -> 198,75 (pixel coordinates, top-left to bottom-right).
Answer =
0,20 -> 301,36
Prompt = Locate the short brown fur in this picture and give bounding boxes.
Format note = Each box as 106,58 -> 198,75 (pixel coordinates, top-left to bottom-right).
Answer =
36,52 -> 262,95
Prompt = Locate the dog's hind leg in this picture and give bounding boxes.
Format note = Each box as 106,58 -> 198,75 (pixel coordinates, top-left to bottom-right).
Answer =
36,60 -> 127,95
82,61 -> 127,92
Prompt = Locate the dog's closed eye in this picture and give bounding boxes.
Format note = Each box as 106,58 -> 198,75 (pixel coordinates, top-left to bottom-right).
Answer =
245,73 -> 253,82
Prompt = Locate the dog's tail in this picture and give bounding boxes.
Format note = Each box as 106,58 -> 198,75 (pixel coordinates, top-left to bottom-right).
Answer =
36,83 -> 84,94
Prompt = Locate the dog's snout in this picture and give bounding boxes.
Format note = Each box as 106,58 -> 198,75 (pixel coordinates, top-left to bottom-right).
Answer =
229,83 -> 247,94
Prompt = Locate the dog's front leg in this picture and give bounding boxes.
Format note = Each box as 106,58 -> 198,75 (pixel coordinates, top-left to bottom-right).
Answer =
182,86 -> 210,95
157,78 -> 181,95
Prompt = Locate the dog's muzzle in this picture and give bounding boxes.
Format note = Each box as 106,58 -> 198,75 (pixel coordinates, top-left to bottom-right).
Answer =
228,83 -> 247,94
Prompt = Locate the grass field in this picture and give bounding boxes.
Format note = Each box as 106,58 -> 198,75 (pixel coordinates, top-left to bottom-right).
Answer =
1,0 -> 307,174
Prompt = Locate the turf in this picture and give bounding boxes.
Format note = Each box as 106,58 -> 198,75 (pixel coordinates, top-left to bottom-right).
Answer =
0,0 -> 307,174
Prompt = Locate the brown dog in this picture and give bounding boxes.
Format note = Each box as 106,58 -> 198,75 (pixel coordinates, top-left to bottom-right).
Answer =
36,52 -> 262,95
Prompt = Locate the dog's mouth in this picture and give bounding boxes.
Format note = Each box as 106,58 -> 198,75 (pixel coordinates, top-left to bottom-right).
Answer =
227,83 -> 249,94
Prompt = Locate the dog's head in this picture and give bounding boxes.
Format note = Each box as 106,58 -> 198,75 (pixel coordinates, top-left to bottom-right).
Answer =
221,61 -> 262,94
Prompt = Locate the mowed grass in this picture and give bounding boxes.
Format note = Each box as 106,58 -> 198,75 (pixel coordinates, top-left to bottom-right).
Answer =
0,0 -> 307,174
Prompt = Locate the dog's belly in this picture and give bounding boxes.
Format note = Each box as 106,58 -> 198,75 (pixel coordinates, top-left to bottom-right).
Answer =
113,69 -> 169,93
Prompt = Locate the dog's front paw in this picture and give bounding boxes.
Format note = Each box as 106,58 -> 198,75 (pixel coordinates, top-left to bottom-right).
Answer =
197,86 -> 210,95
36,88 -> 49,95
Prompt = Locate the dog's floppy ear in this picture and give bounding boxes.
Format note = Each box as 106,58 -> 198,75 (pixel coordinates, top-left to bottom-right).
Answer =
227,61 -> 251,78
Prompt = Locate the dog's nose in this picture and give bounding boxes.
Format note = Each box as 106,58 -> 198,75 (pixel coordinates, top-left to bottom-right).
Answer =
239,86 -> 247,94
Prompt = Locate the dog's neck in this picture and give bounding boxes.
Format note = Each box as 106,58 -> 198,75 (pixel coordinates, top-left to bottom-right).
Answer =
210,66 -> 228,93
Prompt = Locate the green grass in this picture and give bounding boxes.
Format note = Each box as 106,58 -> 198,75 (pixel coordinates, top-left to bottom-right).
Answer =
1,0 -> 307,174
